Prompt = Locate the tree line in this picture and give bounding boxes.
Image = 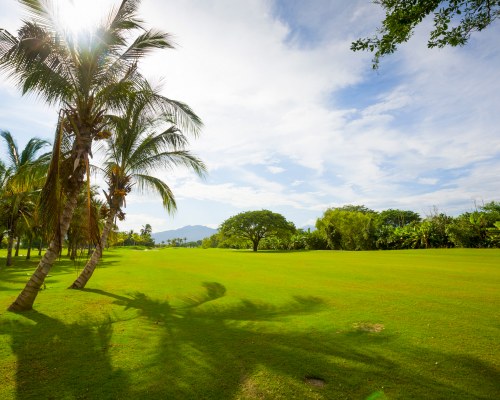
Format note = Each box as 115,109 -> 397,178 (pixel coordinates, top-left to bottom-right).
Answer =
203,204 -> 500,251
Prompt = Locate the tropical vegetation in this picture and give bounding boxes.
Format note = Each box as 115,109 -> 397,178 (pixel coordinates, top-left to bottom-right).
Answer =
203,203 -> 500,251
0,130 -> 49,266
0,0 -> 202,310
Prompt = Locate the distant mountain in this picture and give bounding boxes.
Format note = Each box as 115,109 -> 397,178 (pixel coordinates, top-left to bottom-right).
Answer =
152,225 -> 217,243
301,225 -> 316,232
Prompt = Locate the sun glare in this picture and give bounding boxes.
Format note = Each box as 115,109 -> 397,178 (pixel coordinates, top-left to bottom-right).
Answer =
53,0 -> 117,37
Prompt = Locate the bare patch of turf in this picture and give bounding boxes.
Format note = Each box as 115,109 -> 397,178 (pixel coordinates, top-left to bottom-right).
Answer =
353,322 -> 385,333
304,376 -> 325,387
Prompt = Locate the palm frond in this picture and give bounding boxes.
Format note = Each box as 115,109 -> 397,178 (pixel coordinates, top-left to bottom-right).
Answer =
131,150 -> 206,178
0,130 -> 20,167
20,137 -> 50,165
18,0 -> 59,30
0,23 -> 74,105
151,95 -> 203,137
118,29 -> 174,62
106,0 -> 143,33
38,113 -> 64,243
134,174 -> 176,214
126,127 -> 190,171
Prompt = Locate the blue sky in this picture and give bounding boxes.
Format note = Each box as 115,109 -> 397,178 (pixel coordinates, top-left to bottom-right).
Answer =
1,0 -> 499,232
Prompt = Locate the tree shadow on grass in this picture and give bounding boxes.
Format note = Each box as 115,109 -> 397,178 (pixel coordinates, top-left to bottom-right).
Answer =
0,310 -> 129,400
3,282 -> 496,399
0,256 -> 119,289
88,283 -> 499,399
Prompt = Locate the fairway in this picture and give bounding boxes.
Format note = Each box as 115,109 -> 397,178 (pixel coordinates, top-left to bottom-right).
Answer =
0,248 -> 499,399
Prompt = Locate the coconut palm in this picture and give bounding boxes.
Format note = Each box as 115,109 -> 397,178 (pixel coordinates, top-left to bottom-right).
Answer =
70,90 -> 205,289
0,130 -> 49,266
1,0 -> 201,311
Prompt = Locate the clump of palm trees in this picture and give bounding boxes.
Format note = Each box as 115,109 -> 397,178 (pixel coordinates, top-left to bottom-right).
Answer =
0,0 -> 205,311
0,131 -> 50,266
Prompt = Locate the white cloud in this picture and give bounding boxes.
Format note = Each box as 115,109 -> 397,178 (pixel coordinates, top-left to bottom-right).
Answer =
267,166 -> 285,174
418,178 -> 439,186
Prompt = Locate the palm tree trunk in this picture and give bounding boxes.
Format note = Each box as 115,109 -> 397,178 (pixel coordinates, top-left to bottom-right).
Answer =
26,237 -> 32,260
15,236 -> 21,257
6,233 -> 14,267
38,240 -> 42,256
8,187 -> 80,311
69,208 -> 116,289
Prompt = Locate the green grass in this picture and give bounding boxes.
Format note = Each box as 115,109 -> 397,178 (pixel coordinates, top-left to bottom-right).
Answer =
0,248 -> 499,399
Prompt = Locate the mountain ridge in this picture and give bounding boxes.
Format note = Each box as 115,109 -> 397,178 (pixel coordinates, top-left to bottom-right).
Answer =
152,225 -> 217,243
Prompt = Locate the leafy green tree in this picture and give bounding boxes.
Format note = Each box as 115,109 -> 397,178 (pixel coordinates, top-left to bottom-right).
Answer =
352,0 -> 500,68
0,131 -> 49,266
69,91 -> 204,289
219,210 -> 295,252
486,221 -> 500,247
446,211 -> 490,247
424,212 -> 454,248
336,204 -> 376,214
480,201 -> 500,247
202,233 -> 220,249
375,209 -> 421,249
1,0 -> 195,311
377,209 -> 420,228
304,230 -> 329,250
316,206 -> 377,250
481,201 -> 500,212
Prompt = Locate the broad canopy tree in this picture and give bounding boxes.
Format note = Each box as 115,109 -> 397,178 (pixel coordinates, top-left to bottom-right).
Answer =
219,210 -> 296,252
352,0 -> 500,68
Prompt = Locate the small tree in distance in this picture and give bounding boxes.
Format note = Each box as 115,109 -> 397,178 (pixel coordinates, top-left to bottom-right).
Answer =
219,210 -> 295,252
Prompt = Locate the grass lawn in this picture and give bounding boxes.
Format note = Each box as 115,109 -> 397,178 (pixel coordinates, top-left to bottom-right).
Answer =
0,248 -> 499,399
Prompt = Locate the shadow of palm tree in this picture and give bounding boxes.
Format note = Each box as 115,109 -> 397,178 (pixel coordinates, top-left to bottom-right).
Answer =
1,310 -> 129,399
5,283 -> 496,399
85,283 -> 498,399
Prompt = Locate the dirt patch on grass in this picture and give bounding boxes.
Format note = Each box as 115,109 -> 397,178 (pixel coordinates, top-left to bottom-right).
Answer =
304,376 -> 326,387
353,322 -> 385,333
239,374 -> 266,398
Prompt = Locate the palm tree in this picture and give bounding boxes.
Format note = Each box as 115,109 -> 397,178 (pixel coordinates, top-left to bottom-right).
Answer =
0,131 -> 49,266
1,0 -> 201,311
70,90 -> 205,289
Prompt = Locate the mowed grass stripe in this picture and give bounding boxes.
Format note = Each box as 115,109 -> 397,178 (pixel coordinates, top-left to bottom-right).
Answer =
0,248 -> 499,399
